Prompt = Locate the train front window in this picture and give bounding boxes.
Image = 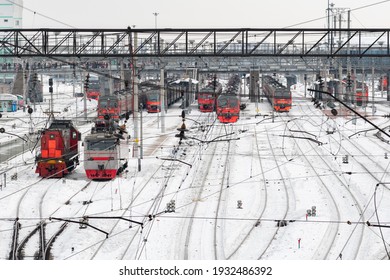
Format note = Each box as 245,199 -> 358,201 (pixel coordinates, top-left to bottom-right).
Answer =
87,139 -> 117,151
228,98 -> 238,107
218,97 -> 228,107
200,93 -> 213,100
99,100 -> 108,108
148,93 -> 159,102
275,90 -> 290,98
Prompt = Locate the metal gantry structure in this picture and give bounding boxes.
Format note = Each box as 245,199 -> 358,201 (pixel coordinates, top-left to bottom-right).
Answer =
0,28 -> 389,59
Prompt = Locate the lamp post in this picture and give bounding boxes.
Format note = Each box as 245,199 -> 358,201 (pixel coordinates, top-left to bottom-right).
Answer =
152,12 -> 159,29
152,12 -> 159,54
378,41 -> 384,98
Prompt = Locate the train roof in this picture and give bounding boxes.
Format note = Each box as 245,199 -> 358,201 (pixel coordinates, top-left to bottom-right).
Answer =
217,94 -> 239,98
199,86 -> 216,92
84,132 -> 118,140
263,76 -> 287,89
48,119 -> 77,130
171,78 -> 199,84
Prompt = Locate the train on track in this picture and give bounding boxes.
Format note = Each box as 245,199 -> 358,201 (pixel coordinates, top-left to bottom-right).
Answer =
355,81 -> 369,106
315,77 -> 368,106
35,119 -> 81,178
262,75 -> 292,112
97,91 -> 132,120
86,74 -> 101,100
216,75 -> 240,123
84,119 -> 129,180
139,80 -> 183,113
197,80 -> 222,112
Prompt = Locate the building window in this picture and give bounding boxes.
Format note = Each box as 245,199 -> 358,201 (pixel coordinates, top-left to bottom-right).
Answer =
16,20 -> 19,26
4,19 -> 8,23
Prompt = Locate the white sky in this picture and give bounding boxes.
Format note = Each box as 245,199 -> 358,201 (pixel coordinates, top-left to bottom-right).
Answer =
20,0 -> 390,29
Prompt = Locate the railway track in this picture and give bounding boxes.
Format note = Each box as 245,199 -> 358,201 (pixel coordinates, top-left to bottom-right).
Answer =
8,179 -> 93,260
284,112 -> 363,259
296,101 -> 390,258
180,122 -> 228,259
225,125 -> 268,259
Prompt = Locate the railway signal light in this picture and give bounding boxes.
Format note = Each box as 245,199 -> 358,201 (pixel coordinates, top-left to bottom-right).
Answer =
175,123 -> 188,141
27,107 -> 33,114
346,74 -> 352,89
49,78 -> 53,93
318,75 -> 324,89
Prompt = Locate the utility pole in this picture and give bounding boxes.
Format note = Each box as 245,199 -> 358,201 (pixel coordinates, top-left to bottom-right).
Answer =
140,103 -> 143,159
73,63 -> 77,123
160,67 -> 165,133
49,77 -> 54,113
346,9 -> 351,104
22,61 -> 27,112
132,30 -> 139,161
372,63 -> 376,115
84,72 -> 89,121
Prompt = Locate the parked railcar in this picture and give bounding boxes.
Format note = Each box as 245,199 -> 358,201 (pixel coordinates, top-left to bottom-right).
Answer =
198,80 -> 222,112
84,120 -> 129,180
146,89 -> 160,113
86,75 -> 101,100
139,79 -> 183,112
262,75 -> 292,112
97,92 -> 132,120
166,81 -> 183,106
216,94 -> 240,123
198,87 -> 216,112
355,81 -> 369,106
35,120 -> 81,178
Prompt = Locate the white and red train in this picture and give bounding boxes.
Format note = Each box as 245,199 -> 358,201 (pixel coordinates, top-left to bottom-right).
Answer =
83,120 -> 129,180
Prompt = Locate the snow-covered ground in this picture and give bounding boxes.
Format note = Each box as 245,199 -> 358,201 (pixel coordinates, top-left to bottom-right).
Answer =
0,79 -> 390,267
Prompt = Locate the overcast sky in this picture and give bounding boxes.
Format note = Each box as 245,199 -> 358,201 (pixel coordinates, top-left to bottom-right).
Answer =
20,0 -> 390,29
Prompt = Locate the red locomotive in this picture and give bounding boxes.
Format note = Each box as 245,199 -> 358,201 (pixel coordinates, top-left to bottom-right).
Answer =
35,119 -> 81,178
198,81 -> 222,113
378,76 -> 388,91
355,81 -> 368,106
146,89 -> 161,113
216,75 -> 241,123
97,92 -> 132,120
87,91 -> 100,100
216,94 -> 240,123
262,75 -> 292,112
